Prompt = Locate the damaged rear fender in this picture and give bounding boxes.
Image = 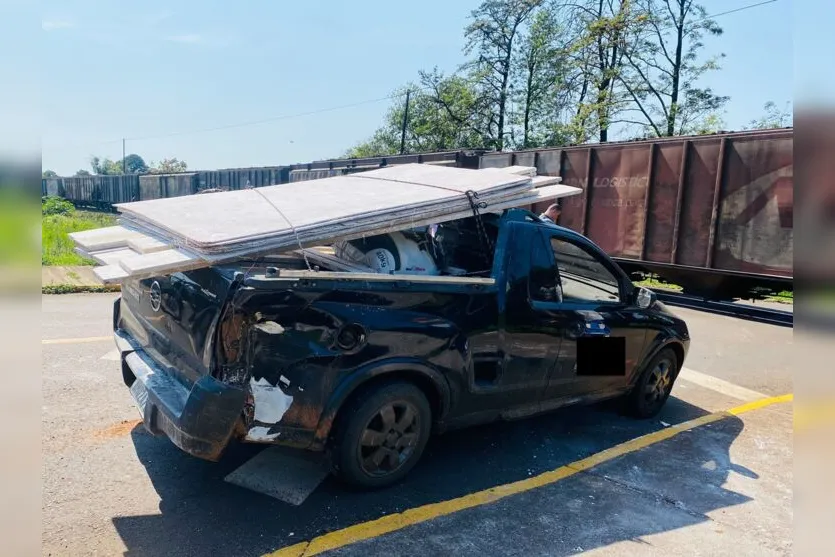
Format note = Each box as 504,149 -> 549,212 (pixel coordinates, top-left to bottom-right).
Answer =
311,359 -> 452,449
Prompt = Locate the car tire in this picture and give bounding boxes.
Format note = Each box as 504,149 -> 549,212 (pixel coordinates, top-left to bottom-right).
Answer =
330,381 -> 432,489
623,348 -> 679,419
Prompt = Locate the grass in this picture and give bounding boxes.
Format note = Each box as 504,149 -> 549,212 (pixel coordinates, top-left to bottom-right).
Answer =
42,210 -> 117,266
632,275 -> 683,292
765,290 -> 793,303
633,275 -> 793,303
42,284 -> 121,294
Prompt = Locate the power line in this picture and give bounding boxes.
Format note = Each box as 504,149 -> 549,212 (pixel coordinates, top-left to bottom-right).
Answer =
100,1 -> 778,148
705,0 -> 778,20
114,90 -> 417,144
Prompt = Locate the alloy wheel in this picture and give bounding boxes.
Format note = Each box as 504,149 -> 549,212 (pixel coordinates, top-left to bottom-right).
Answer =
644,359 -> 673,404
358,401 -> 421,477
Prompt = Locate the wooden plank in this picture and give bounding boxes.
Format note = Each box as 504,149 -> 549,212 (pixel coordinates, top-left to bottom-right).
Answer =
118,248 -> 203,277
530,176 -> 563,188
80,247 -> 141,266
114,164 -> 533,251
88,183 -> 582,282
127,235 -> 171,254
69,225 -> 146,251
94,265 -> 129,284
481,165 -> 537,177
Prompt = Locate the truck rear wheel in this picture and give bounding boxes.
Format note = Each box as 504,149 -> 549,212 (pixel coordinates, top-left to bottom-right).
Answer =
330,381 -> 432,489
624,348 -> 679,419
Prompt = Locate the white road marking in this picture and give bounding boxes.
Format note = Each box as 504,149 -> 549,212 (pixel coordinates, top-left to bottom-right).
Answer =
42,336 -> 112,345
224,447 -> 329,506
678,367 -> 767,401
100,348 -> 121,361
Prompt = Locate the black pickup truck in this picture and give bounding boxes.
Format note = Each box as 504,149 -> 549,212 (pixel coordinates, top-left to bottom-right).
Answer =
113,208 -> 690,488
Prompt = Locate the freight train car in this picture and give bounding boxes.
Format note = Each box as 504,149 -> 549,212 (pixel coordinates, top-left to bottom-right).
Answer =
286,149 -> 485,175
56,175 -> 140,211
478,128 -> 793,298
195,166 -> 290,191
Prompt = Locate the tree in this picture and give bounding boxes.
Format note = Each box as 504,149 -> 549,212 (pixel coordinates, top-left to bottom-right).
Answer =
74,169 -> 91,176
564,0 -> 643,143
149,158 -> 188,174
464,0 -> 544,150
123,154 -> 148,174
619,0 -> 729,137
511,7 -> 572,148
42,170 -> 57,178
343,0 -> 735,153
90,156 -> 123,175
747,101 -> 792,130
345,71 -> 486,158
90,153 -> 148,174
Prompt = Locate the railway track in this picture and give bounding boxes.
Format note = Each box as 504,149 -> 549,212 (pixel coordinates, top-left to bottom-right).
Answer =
654,291 -> 793,327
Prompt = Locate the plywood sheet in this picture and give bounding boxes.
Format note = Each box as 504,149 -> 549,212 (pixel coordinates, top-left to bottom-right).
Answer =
94,265 -> 129,283
69,226 -> 146,251
127,236 -> 171,254
114,164 -> 532,250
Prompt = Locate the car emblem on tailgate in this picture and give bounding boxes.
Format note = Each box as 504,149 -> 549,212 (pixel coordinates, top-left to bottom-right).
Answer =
149,281 -> 162,312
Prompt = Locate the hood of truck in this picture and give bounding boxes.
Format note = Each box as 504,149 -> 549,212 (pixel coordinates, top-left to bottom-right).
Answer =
117,266 -> 240,386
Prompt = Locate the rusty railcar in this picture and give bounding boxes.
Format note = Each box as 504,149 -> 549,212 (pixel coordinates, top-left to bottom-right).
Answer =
478,129 -> 793,297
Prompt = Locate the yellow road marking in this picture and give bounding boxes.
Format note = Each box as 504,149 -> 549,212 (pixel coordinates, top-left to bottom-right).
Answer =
266,393 -> 793,557
42,336 -> 112,345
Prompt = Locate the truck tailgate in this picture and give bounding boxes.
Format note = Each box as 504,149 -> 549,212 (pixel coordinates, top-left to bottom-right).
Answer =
116,267 -> 238,387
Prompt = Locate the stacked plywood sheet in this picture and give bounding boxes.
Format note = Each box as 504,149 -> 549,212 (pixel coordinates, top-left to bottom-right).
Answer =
70,164 -> 580,283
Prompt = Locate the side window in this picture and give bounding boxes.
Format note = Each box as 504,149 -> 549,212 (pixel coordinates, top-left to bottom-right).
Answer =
550,238 -> 621,303
529,232 -> 560,302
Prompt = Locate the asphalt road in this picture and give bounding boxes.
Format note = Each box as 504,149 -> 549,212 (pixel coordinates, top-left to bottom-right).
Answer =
42,294 -> 793,557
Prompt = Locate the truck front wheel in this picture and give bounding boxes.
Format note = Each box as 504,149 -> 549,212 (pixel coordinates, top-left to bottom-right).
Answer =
330,381 -> 432,489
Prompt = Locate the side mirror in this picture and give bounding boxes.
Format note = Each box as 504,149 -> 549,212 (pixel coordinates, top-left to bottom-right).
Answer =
635,286 -> 656,309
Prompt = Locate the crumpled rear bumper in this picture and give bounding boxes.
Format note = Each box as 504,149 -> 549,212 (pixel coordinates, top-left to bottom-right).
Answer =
114,327 -> 246,461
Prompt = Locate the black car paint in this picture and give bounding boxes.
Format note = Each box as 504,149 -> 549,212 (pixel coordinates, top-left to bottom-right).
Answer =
114,209 -> 690,461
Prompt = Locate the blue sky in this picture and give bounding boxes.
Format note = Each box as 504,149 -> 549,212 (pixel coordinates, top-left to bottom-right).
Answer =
40,0 -> 794,175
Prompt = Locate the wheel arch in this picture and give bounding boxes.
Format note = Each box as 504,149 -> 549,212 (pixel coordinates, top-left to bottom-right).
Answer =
630,336 -> 688,391
311,360 -> 451,449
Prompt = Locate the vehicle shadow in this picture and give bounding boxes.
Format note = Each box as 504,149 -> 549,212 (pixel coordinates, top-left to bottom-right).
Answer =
113,396 -> 754,556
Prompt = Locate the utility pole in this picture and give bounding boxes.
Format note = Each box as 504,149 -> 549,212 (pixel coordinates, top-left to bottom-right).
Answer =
122,138 -> 127,175
399,90 -> 411,155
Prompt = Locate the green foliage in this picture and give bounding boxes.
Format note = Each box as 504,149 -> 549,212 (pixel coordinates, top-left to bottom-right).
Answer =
90,156 -> 123,175
42,196 -> 75,216
90,153 -> 149,174
42,170 -> 58,178
344,72 -> 488,158
611,0 -> 729,137
149,157 -> 188,173
43,284 -> 121,294
75,169 -> 91,176
464,0 -> 544,149
747,101 -> 793,130
347,0 -> 733,152
124,154 -> 149,173
42,210 -> 117,266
